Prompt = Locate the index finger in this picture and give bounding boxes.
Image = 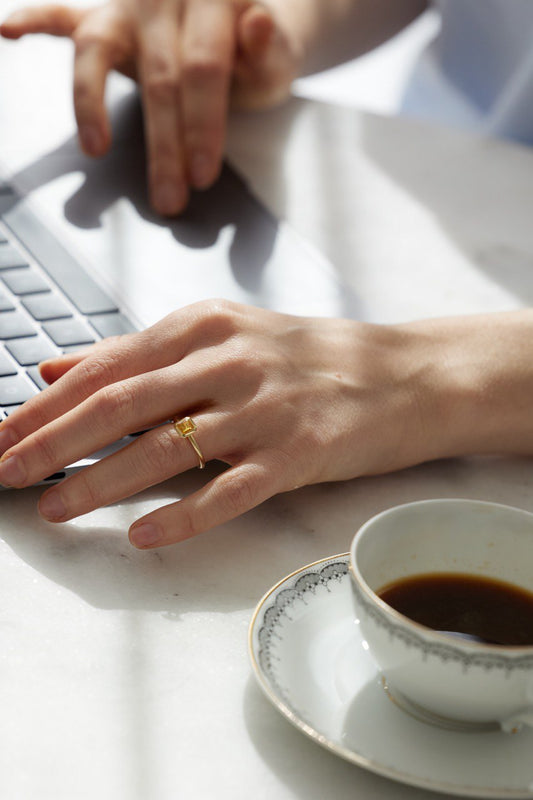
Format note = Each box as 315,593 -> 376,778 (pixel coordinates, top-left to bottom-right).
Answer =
0,4 -> 82,38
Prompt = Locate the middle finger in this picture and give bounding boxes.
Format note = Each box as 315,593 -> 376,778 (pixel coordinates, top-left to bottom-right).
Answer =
38,407 -> 224,522
139,15 -> 188,215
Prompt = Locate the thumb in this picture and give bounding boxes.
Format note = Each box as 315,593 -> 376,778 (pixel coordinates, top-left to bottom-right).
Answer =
237,4 -> 275,64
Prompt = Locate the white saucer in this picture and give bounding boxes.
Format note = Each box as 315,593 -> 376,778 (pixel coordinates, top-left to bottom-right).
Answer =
249,554 -> 533,798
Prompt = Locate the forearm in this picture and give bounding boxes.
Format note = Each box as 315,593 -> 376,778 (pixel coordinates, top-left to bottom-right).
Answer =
398,310 -> 533,464
264,0 -> 429,75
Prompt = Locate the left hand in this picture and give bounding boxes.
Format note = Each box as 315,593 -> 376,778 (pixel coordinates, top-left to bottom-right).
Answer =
0,299 -> 427,548
0,0 -> 298,216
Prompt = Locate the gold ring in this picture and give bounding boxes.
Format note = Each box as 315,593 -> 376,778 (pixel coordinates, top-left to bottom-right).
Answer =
172,416 -> 205,469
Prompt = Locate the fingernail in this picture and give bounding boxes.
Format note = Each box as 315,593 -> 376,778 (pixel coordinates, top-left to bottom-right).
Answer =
152,181 -> 186,216
79,125 -> 104,156
38,490 -> 67,521
190,154 -> 213,189
0,454 -> 26,486
129,523 -> 162,549
0,426 -> 18,456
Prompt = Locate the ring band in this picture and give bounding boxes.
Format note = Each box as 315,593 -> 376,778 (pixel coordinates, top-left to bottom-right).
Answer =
172,416 -> 205,469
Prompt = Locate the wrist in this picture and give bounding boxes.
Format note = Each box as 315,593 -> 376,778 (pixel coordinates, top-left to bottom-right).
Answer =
398,311 -> 533,462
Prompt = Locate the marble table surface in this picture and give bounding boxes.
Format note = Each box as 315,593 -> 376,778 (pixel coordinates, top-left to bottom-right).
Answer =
1,8 -> 533,799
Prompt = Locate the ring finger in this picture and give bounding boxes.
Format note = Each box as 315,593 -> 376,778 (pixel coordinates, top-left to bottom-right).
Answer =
37,408 -> 225,522
181,0 -> 236,189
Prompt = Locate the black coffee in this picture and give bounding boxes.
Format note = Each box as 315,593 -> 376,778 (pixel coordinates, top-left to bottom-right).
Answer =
378,573 -> 533,646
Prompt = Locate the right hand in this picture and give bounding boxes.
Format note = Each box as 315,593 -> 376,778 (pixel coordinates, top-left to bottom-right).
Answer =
1,0 -> 300,215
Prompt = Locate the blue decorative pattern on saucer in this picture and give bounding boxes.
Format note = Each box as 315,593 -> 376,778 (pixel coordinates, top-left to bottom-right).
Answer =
257,557 -> 349,701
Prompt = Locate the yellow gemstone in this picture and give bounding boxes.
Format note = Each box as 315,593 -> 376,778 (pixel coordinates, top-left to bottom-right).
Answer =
175,417 -> 196,437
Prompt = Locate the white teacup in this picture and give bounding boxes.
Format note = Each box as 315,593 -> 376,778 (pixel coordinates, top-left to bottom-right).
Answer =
349,499 -> 533,733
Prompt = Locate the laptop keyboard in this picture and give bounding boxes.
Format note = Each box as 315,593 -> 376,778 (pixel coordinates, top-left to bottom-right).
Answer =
0,182 -> 138,420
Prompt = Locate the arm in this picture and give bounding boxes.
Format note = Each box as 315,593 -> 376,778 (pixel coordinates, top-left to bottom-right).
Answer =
265,0 -> 429,76
0,300 -> 530,549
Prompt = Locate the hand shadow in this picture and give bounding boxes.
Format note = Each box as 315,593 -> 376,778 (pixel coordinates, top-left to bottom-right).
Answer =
8,90 -> 279,294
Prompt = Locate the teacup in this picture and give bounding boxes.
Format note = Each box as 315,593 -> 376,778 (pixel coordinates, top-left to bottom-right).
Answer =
349,499 -> 533,733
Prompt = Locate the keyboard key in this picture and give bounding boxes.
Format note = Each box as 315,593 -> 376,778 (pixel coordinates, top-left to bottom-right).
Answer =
0,374 -> 38,405
26,366 -> 49,391
0,289 -> 15,312
90,312 -> 137,338
0,244 -> 29,269
6,336 -> 58,366
0,349 -> 17,376
0,231 -> 7,244
2,267 -> 50,295
2,205 -> 118,314
43,318 -> 96,347
0,310 -> 37,340
22,293 -> 73,321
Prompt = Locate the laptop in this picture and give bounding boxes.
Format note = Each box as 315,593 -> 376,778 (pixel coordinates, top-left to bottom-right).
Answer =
0,93 -> 353,486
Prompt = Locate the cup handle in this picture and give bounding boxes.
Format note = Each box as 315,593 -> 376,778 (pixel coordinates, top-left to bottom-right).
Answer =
500,708 -> 533,734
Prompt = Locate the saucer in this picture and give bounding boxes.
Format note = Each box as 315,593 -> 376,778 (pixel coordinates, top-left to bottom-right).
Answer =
248,554 -> 533,798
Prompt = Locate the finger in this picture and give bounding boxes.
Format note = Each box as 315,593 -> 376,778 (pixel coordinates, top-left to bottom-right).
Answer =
233,4 -> 291,109
0,4 -> 82,38
129,456 -> 282,548
0,301 -> 239,453
139,19 -> 188,216
72,11 -> 128,156
238,3 -> 275,58
0,324 -> 168,450
37,409 -> 220,522
38,334 -> 136,387
39,348 -> 96,385
181,0 -> 236,189
0,350 -> 224,487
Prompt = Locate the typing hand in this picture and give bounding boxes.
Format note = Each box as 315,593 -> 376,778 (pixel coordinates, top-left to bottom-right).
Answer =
0,300 -> 425,548
1,0 -> 298,216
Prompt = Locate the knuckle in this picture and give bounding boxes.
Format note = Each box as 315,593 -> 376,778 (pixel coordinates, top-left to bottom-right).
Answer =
143,59 -> 180,103
193,298 -> 241,340
140,428 -> 177,471
73,27 -> 111,56
176,503 -> 198,540
32,430 -> 60,471
220,470 -> 256,517
93,381 -> 137,423
14,397 -> 50,435
73,76 -> 99,109
74,355 -> 119,395
72,472 -> 102,509
182,54 -> 227,88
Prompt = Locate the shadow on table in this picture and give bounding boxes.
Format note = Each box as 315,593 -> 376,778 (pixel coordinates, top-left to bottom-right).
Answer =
2,455 -> 532,618
359,114 -> 533,306
0,465 -> 357,616
6,91 -> 280,296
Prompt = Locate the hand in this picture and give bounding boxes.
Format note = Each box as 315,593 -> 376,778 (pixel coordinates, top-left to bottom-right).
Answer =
0,300 -> 431,548
1,0 -> 299,216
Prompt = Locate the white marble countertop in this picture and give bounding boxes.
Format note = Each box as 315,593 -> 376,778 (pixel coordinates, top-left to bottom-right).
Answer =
1,10 -> 533,799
